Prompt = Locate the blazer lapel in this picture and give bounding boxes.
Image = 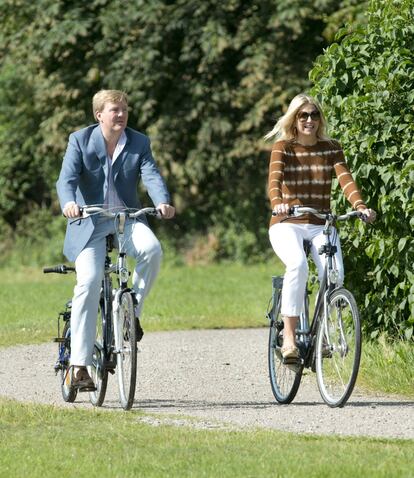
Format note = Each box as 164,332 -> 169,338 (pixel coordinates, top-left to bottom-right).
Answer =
91,126 -> 109,175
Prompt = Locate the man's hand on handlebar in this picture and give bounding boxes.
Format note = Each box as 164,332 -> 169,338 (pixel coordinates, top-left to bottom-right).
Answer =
157,203 -> 175,219
63,201 -> 81,219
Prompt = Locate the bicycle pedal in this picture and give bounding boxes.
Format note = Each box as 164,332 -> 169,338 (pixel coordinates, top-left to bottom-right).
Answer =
283,355 -> 304,365
106,360 -> 117,370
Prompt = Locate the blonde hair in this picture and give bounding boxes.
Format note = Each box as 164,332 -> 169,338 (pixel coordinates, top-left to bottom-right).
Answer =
92,89 -> 128,120
264,93 -> 330,142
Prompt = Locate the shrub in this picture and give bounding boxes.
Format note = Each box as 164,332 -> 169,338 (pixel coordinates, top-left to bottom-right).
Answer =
310,0 -> 414,339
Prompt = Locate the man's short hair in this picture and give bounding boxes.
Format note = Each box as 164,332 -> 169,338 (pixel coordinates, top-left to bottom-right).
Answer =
92,90 -> 128,120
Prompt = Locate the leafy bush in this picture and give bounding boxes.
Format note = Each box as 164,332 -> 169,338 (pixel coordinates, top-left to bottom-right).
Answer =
310,0 -> 414,338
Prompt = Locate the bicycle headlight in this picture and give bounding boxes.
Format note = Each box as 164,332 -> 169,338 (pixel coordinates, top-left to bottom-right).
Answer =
329,269 -> 339,284
120,267 -> 129,284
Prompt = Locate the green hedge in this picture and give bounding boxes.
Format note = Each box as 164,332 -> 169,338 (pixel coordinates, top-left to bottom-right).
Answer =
310,0 -> 414,338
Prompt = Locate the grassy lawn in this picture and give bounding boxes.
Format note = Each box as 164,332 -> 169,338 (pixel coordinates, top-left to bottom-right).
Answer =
359,336 -> 414,397
0,261 -> 281,347
1,398 -> 413,478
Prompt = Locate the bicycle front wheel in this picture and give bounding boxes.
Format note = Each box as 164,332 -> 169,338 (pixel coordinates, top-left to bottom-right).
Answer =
268,298 -> 303,404
315,287 -> 361,407
89,300 -> 108,407
116,291 -> 137,410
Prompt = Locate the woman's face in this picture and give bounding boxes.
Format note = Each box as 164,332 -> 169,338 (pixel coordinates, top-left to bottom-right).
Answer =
295,104 -> 321,141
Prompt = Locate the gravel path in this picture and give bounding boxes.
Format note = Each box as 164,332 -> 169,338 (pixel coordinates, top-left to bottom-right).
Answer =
1,328 -> 413,439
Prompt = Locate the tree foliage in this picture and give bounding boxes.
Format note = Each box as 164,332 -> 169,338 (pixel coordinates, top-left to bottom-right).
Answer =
310,0 -> 414,338
0,0 -> 348,258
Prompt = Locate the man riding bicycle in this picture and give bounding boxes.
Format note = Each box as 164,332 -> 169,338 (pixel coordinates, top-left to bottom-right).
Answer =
56,89 -> 175,391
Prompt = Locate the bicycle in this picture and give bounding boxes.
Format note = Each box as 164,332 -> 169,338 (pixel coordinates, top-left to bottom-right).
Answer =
45,205 -> 160,410
267,206 -> 363,408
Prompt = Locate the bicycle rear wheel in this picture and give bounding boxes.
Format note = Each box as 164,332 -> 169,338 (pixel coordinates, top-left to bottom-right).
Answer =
89,300 -> 108,407
116,291 -> 137,410
60,321 -> 77,403
268,296 -> 302,404
315,287 -> 361,407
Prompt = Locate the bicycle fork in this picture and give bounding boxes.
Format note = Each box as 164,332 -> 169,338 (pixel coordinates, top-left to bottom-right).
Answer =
112,289 -> 124,355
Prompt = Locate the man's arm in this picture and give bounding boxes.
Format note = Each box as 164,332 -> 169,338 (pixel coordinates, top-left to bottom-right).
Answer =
140,137 -> 172,208
56,133 -> 83,213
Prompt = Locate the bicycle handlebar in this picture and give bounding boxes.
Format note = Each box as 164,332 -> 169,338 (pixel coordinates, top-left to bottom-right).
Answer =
272,206 -> 364,222
46,208 -> 161,274
291,206 -> 362,221
43,265 -> 75,274
79,205 -> 161,220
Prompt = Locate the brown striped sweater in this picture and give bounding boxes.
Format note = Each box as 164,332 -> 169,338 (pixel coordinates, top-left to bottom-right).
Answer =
268,139 -> 367,227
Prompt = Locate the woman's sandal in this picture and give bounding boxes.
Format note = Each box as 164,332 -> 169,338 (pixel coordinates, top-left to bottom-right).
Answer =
281,345 -> 299,359
71,366 -> 97,392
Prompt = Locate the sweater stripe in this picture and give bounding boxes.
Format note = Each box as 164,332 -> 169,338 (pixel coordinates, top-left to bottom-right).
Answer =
268,140 -> 366,227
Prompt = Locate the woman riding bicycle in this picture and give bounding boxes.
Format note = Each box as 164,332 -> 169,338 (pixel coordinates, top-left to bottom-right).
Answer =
265,93 -> 376,360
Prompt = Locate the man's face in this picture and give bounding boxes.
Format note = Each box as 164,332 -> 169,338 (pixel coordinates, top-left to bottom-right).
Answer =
96,100 -> 128,133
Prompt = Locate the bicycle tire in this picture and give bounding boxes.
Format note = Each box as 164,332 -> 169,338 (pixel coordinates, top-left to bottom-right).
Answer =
268,296 -> 303,404
60,321 -> 77,403
89,301 -> 108,407
116,291 -> 137,410
315,287 -> 361,408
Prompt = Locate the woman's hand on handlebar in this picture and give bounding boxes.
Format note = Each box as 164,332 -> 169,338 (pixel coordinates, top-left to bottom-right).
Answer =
358,208 -> 376,223
272,203 -> 290,216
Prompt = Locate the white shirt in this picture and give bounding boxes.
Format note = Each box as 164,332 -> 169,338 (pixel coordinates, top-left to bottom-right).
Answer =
112,130 -> 127,163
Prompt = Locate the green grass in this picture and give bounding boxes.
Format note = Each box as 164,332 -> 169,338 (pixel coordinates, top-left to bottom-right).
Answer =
360,335 -> 414,397
144,261 -> 279,330
0,398 -> 413,478
0,268 -> 77,347
0,262 -> 281,347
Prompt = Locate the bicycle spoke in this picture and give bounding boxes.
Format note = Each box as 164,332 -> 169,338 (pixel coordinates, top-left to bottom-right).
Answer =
268,320 -> 302,404
89,300 -> 108,407
116,292 -> 137,410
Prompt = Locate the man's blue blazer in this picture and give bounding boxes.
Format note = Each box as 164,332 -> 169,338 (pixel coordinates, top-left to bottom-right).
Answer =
56,124 -> 170,262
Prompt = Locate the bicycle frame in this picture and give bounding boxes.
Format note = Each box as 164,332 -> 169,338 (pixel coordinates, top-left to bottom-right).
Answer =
96,240 -> 116,372
291,211 -> 346,368
83,207 -> 158,376
96,212 -> 142,370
